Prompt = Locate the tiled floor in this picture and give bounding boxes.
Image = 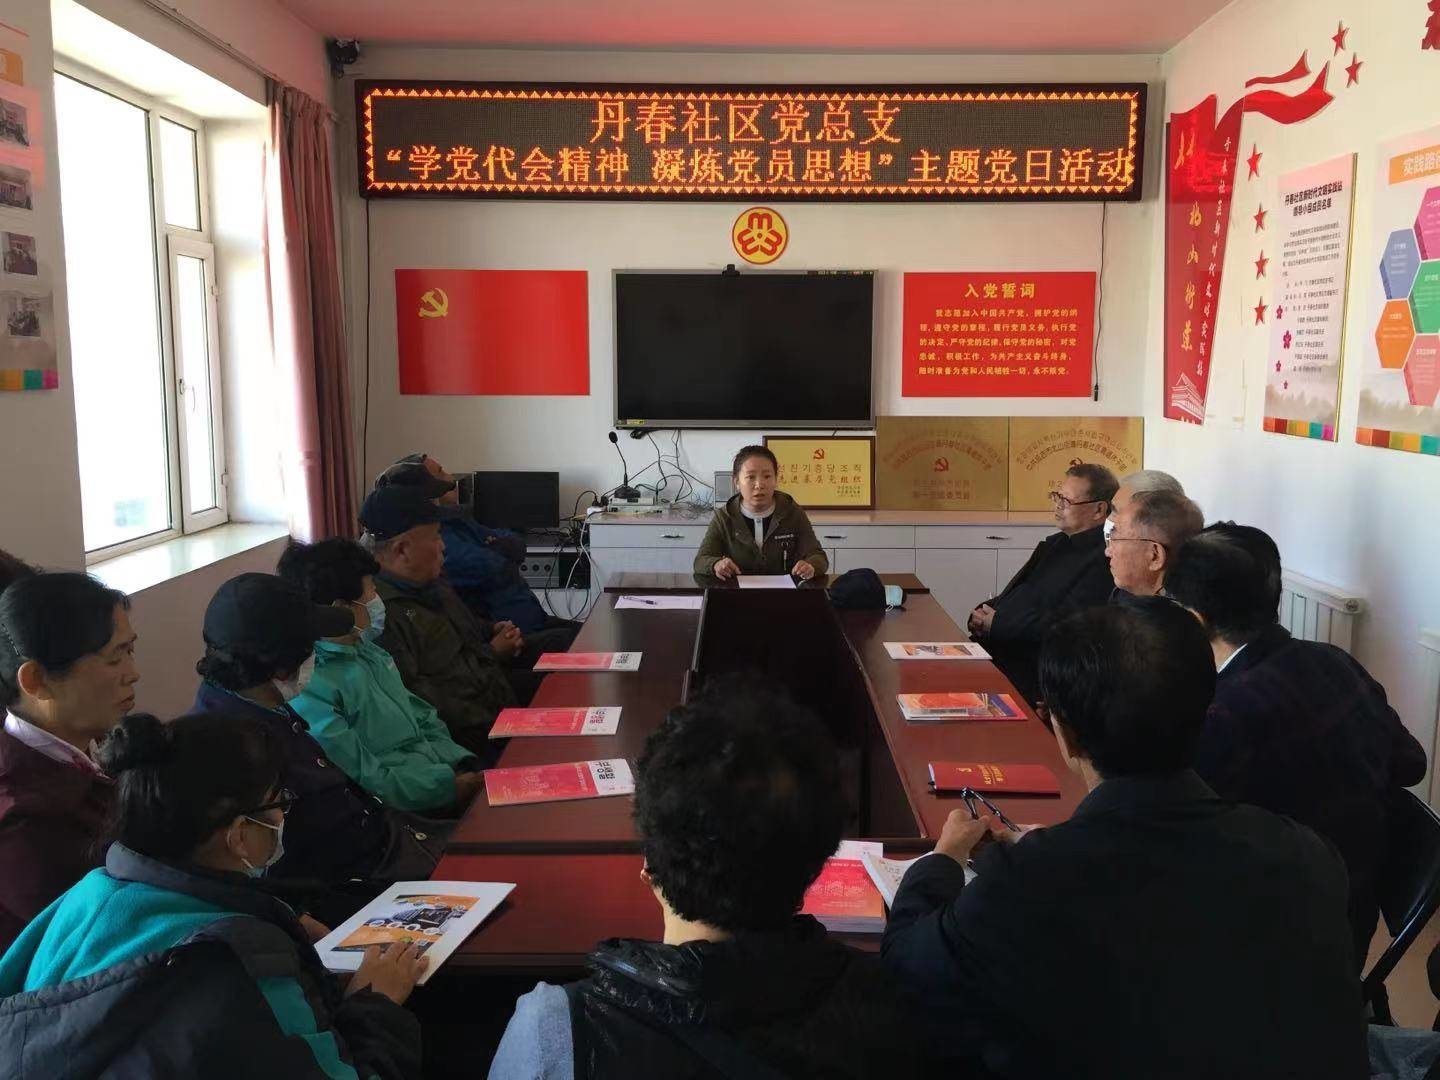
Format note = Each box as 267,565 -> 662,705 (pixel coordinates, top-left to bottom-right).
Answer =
1370,910 -> 1440,1028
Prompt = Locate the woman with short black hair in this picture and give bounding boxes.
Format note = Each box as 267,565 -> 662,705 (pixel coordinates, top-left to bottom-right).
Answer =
0,572 -> 135,951
0,711 -> 425,1078
693,445 -> 829,582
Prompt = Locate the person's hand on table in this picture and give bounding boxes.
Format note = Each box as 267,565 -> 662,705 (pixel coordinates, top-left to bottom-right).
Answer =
347,941 -> 429,1005
491,624 -> 523,659
934,809 -> 993,865
454,771 -> 486,803
968,604 -> 996,635
713,557 -> 741,581
298,914 -> 331,943
791,559 -> 817,582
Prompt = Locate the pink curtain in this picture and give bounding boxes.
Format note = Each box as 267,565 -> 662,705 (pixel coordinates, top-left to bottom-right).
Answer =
264,82 -> 356,541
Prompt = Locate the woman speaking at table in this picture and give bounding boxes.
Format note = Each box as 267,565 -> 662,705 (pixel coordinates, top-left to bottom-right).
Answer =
694,445 -> 829,582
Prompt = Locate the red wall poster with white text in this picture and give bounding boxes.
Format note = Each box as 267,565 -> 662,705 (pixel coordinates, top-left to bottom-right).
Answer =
902,272 -> 1096,398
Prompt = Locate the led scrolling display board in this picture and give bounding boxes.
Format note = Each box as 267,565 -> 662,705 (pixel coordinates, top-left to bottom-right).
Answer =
357,81 -> 1146,202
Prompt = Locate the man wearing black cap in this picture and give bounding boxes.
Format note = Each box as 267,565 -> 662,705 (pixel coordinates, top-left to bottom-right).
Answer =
359,484 -> 523,756
376,453 -> 579,653
193,573 -> 448,913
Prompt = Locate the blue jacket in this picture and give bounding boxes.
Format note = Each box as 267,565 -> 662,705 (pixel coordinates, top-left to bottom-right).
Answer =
290,638 -> 475,813
0,844 -> 420,1079
441,517 -> 548,631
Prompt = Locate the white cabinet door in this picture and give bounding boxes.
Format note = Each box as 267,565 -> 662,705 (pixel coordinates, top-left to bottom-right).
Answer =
832,548 -> 917,574
996,547 -> 1036,595
588,547 -> 697,588
915,549 -> 999,628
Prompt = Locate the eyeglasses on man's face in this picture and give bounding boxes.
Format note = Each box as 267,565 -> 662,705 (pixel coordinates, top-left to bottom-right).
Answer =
245,788 -> 298,818
1049,491 -> 1105,511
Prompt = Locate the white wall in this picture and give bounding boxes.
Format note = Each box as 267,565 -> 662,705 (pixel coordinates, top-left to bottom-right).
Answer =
338,49 -> 1162,506
0,0 -> 85,571
1149,0 -> 1440,753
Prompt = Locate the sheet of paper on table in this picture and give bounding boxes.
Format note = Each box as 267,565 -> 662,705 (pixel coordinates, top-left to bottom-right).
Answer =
737,575 -> 797,590
614,594 -> 704,610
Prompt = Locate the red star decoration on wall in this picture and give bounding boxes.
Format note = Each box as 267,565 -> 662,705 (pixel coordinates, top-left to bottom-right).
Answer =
1254,204 -> 1268,231
1247,145 -> 1263,178
1345,54 -> 1363,86
1254,299 -> 1268,324
1255,251 -> 1269,278
1332,21 -> 1348,54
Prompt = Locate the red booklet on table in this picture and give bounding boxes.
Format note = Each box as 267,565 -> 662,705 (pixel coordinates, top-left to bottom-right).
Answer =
483,759 -> 634,806
489,707 -> 621,738
927,762 -> 1061,795
800,841 -> 886,933
533,652 -> 642,672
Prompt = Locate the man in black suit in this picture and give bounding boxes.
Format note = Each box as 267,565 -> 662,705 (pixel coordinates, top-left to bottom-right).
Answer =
883,598 -> 1366,1080
1165,524 -> 1427,965
968,463 -> 1117,703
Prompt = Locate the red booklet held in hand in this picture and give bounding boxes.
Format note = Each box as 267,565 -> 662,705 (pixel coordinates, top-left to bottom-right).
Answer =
928,762 -> 1061,795
484,759 -> 634,806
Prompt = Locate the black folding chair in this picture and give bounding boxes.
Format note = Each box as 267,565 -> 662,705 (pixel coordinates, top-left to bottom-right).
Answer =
1364,789 -> 1440,1025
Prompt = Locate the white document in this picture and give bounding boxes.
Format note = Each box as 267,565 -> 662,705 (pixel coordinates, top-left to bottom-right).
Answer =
314,880 -> 514,984
737,574 -> 797,590
883,642 -> 991,661
861,851 -> 977,908
614,594 -> 704,610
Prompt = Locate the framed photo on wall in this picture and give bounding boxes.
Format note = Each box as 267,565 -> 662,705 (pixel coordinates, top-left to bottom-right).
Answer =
764,435 -> 876,510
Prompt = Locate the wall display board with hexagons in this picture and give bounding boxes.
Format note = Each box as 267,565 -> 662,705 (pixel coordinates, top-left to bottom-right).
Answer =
1357,126 -> 1440,456
1263,153 -> 1357,442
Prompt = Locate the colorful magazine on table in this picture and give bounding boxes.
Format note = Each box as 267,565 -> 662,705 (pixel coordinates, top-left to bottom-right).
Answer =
314,881 -> 514,984
897,691 -> 1025,721
801,841 -> 886,933
883,642 -> 991,661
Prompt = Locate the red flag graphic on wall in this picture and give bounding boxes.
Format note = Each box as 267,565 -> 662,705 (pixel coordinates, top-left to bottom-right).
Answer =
1163,56 -> 1333,424
395,269 -> 589,395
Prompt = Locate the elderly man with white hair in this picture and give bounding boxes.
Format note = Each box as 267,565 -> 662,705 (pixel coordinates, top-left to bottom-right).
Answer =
1107,469 -> 1185,531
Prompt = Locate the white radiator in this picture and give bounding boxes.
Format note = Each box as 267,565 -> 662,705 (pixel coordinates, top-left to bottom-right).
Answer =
1422,629 -> 1440,808
1278,570 -> 1365,654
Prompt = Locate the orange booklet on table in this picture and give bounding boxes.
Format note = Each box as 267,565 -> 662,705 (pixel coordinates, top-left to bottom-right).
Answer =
533,652 -> 642,672
927,762 -> 1061,795
489,707 -> 621,738
897,692 -> 1025,721
483,759 -> 634,806
800,841 -> 886,933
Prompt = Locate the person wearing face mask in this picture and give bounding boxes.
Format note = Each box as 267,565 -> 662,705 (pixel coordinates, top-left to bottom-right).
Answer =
0,711 -> 426,1079
694,445 -> 828,582
276,538 -> 489,810
0,571 -> 137,953
193,574 -> 450,911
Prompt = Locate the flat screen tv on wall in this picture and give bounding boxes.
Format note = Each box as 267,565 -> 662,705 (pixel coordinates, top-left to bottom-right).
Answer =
614,270 -> 875,430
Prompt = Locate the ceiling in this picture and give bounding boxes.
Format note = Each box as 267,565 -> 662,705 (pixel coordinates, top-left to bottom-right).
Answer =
274,0 -> 1234,54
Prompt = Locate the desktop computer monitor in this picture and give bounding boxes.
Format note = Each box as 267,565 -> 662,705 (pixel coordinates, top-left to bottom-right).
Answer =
467,471 -> 559,532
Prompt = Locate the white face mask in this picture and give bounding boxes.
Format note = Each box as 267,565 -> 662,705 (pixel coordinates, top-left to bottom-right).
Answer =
1103,517 -> 1117,542
273,653 -> 315,701
238,817 -> 285,878
360,596 -> 387,642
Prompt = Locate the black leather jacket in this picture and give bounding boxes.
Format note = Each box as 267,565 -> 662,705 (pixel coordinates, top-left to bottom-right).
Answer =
566,915 -> 923,1079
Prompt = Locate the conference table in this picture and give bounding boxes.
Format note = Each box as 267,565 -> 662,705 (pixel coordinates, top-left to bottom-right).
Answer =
434,571 -> 1085,975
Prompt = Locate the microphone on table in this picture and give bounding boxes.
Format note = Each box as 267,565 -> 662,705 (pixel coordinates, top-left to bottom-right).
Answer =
609,431 -> 642,501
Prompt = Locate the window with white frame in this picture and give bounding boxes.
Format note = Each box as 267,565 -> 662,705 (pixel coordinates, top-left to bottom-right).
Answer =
54,67 -> 227,559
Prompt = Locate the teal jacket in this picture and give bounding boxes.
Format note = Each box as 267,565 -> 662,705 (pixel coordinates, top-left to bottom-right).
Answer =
0,845 -> 418,1078
290,638 -> 474,813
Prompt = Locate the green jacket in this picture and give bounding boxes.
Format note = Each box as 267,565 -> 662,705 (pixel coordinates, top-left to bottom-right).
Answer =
693,492 -> 829,578
373,575 -> 516,757
289,638 -> 474,813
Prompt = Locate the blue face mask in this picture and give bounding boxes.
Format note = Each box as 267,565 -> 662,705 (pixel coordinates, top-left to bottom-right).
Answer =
360,596 -> 387,642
